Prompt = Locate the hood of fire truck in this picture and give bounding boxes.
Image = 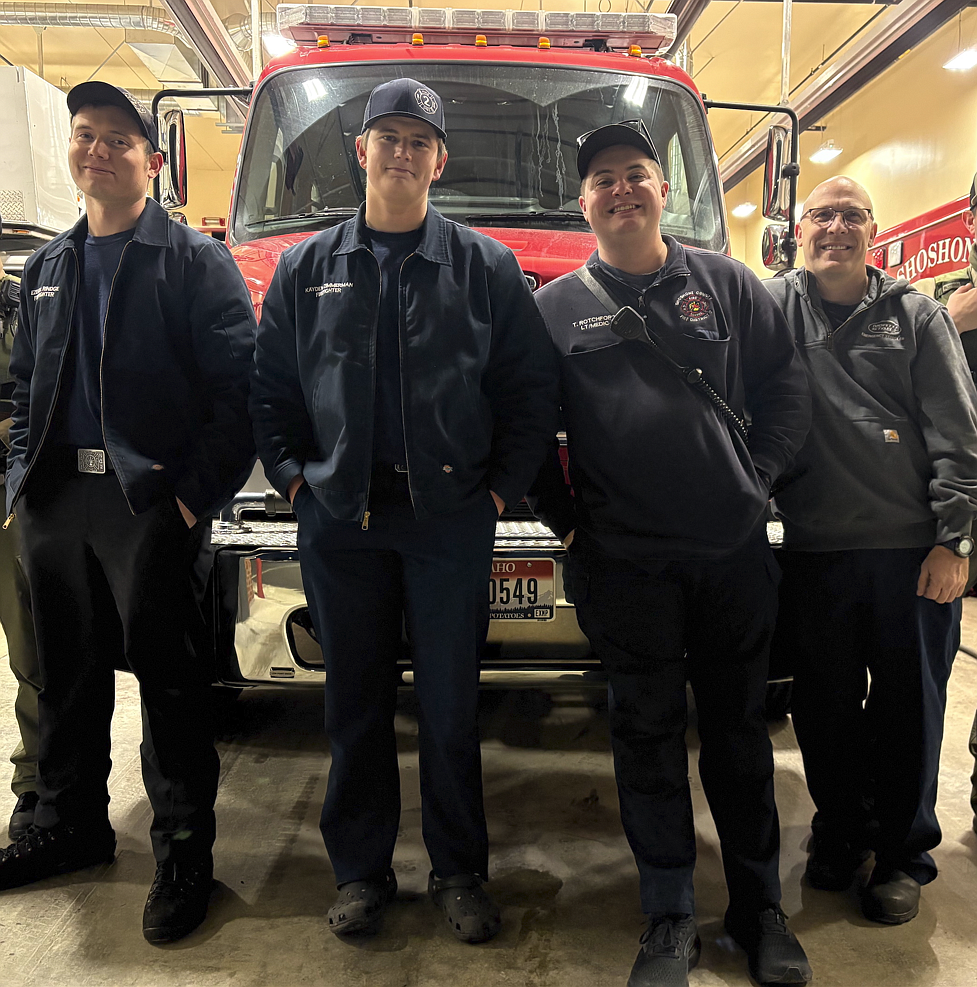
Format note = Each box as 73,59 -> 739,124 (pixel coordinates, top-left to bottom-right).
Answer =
231,226 -> 598,315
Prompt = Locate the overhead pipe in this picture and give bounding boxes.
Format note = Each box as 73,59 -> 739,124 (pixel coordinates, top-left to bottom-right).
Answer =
721,0 -> 972,190
0,3 -> 178,33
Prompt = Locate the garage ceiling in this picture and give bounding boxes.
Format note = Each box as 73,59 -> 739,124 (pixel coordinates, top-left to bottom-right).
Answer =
0,1 -> 968,200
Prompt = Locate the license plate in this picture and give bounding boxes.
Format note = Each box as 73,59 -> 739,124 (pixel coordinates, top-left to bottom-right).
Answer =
489,558 -> 555,621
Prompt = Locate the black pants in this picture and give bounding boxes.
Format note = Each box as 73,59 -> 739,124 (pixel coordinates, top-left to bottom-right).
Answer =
293,484 -> 498,885
774,547 -> 958,885
565,528 -> 782,917
18,466 -> 218,864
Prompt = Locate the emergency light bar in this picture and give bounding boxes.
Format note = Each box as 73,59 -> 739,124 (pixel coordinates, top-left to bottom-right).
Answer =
276,5 -> 676,52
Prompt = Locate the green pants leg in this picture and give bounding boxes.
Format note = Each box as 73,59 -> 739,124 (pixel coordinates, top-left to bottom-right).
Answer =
0,514 -> 39,795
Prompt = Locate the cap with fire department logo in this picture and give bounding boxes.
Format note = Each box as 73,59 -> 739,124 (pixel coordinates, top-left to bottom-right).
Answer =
67,81 -> 160,153
575,119 -> 660,181
362,78 -> 446,141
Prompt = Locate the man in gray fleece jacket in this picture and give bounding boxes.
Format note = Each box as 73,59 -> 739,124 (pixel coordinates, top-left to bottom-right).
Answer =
765,176 -> 977,926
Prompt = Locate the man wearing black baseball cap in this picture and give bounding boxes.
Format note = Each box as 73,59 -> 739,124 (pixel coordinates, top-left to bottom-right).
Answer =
252,77 -> 556,944
529,123 -> 811,987
0,81 -> 257,945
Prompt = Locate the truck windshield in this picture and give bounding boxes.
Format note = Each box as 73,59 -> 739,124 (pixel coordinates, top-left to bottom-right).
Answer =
232,61 -> 726,252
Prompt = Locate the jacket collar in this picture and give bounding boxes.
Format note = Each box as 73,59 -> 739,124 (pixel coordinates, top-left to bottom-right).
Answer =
46,197 -> 172,259
585,234 -> 691,286
336,202 -> 452,265
786,264 -> 887,311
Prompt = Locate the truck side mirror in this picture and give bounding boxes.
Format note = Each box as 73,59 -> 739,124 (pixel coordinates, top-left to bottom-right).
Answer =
159,107 -> 188,210
762,125 -> 790,222
761,223 -> 791,271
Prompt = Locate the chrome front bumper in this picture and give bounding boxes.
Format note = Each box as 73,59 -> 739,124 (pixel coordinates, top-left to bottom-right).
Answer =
210,517 -> 596,689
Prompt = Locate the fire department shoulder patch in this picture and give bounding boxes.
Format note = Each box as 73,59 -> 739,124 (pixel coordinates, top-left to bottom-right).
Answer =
676,290 -> 713,322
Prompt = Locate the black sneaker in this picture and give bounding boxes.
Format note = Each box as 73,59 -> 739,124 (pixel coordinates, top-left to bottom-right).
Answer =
804,833 -> 869,891
0,824 -> 116,891
861,867 -> 920,925
627,914 -> 700,987
8,792 -> 39,841
142,859 -> 216,944
725,904 -> 812,986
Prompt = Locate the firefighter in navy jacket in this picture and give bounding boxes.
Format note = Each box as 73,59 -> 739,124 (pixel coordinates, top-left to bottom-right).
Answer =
530,121 -> 811,987
250,79 -> 557,943
0,83 -> 256,946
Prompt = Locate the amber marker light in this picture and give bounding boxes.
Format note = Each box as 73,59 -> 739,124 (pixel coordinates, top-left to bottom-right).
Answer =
316,34 -> 329,47
412,33 -> 424,45
538,36 -> 551,49
628,44 -> 642,57
475,34 -> 487,46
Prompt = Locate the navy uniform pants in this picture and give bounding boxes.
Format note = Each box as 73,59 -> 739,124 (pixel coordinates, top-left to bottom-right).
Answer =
293,482 -> 498,885
0,514 -> 40,797
774,547 -> 958,885
565,527 -> 782,918
17,460 -> 219,864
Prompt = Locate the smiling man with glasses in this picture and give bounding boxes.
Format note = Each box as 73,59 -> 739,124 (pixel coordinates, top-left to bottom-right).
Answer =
765,176 -> 977,926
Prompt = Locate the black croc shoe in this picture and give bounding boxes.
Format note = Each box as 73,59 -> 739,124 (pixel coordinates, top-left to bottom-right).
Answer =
8,792 -> 38,842
0,824 -> 116,891
327,869 -> 397,936
628,914 -> 700,987
143,859 -> 216,944
428,872 -> 500,944
725,904 -> 812,986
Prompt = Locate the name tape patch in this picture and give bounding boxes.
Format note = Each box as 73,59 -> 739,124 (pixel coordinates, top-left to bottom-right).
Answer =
306,282 -> 353,297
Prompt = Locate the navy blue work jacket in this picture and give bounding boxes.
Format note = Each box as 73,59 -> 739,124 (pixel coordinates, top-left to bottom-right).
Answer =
250,205 -> 558,522
7,198 -> 257,519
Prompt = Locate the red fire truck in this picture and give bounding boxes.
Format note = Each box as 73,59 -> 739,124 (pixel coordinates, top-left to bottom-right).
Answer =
154,5 -> 794,712
870,195 -> 973,286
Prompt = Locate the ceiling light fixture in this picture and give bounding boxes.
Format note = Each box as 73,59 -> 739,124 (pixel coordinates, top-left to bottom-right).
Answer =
810,140 -> 843,164
944,47 -> 977,70
731,202 -> 757,219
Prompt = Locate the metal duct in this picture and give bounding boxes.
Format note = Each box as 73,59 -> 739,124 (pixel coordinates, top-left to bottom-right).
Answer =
224,11 -> 276,53
0,3 -> 178,33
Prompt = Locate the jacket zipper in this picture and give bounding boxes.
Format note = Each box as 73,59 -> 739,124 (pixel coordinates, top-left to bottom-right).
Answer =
361,249 -> 383,530
98,240 -> 137,515
397,251 -> 417,515
824,295 -> 884,350
4,249 -> 81,529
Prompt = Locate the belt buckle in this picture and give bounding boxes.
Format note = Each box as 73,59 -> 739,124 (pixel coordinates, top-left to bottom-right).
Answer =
77,449 -> 106,474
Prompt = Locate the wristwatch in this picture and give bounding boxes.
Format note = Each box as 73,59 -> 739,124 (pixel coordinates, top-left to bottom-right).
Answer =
941,535 -> 975,558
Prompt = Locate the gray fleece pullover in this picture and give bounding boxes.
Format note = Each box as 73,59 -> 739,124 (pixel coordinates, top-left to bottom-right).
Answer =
764,266 -> 977,551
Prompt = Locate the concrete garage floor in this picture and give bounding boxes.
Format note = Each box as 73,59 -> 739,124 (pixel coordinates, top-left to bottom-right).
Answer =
0,611 -> 976,987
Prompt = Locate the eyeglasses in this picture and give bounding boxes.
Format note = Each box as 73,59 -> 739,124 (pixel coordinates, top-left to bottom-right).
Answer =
799,206 -> 874,229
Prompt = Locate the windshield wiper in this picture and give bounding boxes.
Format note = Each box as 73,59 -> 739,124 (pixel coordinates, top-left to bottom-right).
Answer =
246,208 -> 359,230
465,211 -> 589,226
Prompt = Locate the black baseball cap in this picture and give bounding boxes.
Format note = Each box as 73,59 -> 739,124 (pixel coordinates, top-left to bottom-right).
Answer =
362,78 -> 446,141
67,81 -> 159,152
576,119 -> 659,180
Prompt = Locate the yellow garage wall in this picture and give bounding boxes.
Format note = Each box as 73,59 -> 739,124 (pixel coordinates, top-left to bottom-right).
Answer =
726,8 -> 977,278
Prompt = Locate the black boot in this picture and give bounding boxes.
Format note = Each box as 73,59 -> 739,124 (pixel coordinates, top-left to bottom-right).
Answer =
142,859 -> 215,944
